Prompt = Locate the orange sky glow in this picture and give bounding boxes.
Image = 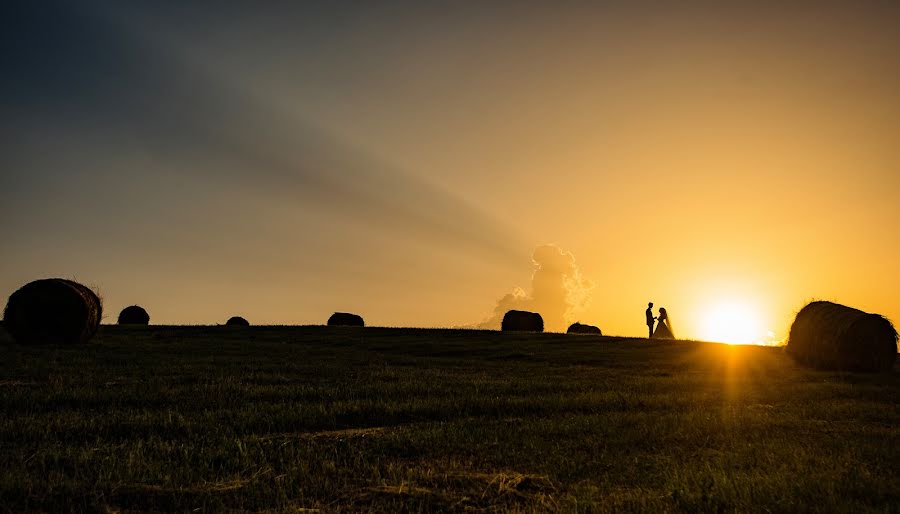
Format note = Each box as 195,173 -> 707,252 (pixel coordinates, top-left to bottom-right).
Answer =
3,2 -> 899,344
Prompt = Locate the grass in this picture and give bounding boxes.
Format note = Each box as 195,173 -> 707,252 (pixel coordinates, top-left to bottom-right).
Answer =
0,325 -> 897,512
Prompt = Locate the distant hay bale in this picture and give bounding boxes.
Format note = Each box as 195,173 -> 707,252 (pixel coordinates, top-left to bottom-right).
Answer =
226,316 -> 250,327
501,310 -> 543,332
3,278 -> 102,344
787,301 -> 897,373
118,305 -> 150,325
327,312 -> 364,327
567,322 -> 602,335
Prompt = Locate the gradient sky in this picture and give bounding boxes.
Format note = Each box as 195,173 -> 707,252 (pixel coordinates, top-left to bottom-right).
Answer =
3,1 -> 899,341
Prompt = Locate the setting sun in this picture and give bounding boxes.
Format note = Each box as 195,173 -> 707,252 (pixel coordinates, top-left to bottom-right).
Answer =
700,301 -> 765,345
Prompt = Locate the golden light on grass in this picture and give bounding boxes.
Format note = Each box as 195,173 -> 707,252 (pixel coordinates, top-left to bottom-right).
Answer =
699,301 -> 764,345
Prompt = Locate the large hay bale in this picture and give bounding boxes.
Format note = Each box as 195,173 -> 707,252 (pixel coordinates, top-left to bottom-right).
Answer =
226,316 -> 250,327
118,305 -> 150,325
567,322 -> 602,335
327,312 -> 364,327
3,278 -> 102,344
501,310 -> 543,332
787,301 -> 897,373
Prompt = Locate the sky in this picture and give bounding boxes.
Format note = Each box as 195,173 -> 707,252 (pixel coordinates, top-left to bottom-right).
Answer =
3,1 -> 900,342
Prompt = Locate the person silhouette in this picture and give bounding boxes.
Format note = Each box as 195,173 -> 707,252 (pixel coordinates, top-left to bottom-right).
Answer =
645,302 -> 655,338
652,307 -> 675,339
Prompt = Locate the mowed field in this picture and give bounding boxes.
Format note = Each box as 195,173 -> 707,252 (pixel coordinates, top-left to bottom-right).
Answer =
0,326 -> 897,513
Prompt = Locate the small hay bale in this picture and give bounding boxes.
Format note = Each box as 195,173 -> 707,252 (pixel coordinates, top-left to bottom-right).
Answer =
225,316 -> 250,327
501,310 -> 543,332
327,312 -> 364,327
786,301 -> 897,373
118,305 -> 150,325
3,278 -> 102,344
567,322 -> 602,335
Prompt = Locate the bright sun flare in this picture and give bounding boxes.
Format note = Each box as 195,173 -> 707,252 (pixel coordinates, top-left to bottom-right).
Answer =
700,302 -> 764,345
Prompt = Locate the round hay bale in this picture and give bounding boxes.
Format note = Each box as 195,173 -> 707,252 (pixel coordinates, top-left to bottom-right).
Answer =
501,310 -> 543,332
327,312 -> 364,327
118,305 -> 150,325
226,316 -> 250,327
567,322 -> 602,335
786,301 -> 897,373
3,278 -> 102,344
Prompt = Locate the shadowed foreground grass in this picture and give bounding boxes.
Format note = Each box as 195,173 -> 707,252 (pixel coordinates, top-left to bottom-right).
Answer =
0,326 -> 897,512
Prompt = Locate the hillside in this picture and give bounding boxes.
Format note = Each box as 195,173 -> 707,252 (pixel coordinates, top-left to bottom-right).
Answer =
0,326 -> 897,512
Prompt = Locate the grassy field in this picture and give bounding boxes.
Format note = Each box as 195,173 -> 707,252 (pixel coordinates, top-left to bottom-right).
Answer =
0,326 -> 897,513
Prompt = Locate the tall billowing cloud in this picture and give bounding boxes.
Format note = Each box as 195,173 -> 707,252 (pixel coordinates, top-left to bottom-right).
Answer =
479,245 -> 593,331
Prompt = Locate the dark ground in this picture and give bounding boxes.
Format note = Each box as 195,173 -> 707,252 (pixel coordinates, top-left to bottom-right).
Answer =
0,325 -> 897,512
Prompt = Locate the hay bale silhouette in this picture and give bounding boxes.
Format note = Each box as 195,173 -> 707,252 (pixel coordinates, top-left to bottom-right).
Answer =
501,310 -> 543,332
3,278 -> 102,344
787,301 -> 897,373
118,305 -> 150,325
226,316 -> 250,327
328,312 -> 364,327
567,322 -> 602,335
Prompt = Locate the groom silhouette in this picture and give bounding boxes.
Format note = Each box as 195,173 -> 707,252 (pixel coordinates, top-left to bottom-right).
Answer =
645,302 -> 656,338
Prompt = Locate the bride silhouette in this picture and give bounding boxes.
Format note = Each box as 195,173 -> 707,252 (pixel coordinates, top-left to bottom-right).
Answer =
652,307 -> 675,339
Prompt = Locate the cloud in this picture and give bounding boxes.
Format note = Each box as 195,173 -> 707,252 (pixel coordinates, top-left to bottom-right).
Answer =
478,244 -> 593,331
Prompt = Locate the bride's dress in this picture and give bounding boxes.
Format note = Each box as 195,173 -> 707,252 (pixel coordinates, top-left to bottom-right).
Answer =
652,314 -> 675,339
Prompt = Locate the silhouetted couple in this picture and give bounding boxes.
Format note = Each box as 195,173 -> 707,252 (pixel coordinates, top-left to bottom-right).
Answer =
646,302 -> 675,339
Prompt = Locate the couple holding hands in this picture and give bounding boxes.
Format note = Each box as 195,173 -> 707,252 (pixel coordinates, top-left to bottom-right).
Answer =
645,302 -> 674,339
